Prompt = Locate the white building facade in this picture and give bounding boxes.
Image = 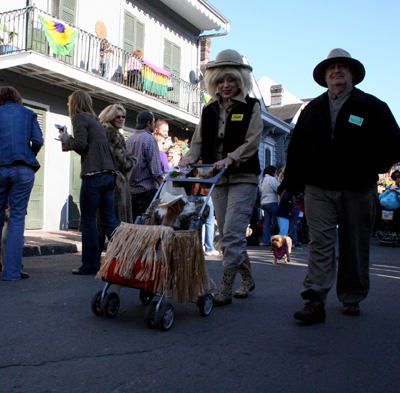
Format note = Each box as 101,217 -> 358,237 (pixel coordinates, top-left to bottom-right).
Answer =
0,0 -> 229,230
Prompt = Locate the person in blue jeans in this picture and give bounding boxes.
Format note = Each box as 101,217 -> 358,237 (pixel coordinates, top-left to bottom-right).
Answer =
289,205 -> 301,246
0,86 -> 43,281
276,190 -> 292,236
259,165 -> 280,246
59,90 -> 119,275
190,166 -> 219,256
201,196 -> 219,256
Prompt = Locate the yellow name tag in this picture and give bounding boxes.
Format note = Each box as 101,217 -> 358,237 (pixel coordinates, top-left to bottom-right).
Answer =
231,114 -> 244,121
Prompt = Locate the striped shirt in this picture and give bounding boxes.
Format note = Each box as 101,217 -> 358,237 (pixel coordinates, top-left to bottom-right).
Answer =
126,130 -> 163,194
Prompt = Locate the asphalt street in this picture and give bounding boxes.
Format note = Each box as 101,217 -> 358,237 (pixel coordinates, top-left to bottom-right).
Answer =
1,239 -> 399,393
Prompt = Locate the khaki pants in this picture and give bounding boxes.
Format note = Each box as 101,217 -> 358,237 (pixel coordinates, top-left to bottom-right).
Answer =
302,184 -> 376,304
212,183 -> 257,269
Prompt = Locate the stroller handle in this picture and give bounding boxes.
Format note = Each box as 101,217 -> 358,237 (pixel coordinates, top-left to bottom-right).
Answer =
165,165 -> 225,185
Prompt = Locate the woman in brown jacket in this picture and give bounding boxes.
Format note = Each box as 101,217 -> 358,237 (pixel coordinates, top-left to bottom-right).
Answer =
59,90 -> 119,275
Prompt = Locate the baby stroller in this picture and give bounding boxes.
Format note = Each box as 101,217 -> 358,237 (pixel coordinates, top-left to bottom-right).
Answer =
91,165 -> 224,331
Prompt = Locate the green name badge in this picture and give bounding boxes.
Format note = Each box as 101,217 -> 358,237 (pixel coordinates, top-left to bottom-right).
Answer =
349,115 -> 363,126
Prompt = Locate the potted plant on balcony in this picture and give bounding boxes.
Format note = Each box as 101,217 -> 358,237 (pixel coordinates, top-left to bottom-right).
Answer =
0,24 -> 19,54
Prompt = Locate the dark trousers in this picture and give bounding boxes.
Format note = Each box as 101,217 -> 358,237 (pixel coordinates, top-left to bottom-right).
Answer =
80,173 -> 119,273
131,189 -> 157,221
126,70 -> 142,90
302,184 -> 376,304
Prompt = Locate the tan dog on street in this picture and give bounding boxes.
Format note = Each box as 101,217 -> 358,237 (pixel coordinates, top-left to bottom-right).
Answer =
270,235 -> 292,264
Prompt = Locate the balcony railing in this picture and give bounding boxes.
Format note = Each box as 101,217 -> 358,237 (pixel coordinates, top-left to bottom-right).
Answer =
0,6 -> 207,117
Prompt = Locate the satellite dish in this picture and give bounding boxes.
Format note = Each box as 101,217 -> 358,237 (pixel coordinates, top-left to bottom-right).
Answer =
189,70 -> 198,84
189,69 -> 204,84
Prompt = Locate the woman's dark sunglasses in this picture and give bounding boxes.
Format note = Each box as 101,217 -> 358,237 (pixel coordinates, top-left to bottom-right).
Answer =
116,115 -> 126,119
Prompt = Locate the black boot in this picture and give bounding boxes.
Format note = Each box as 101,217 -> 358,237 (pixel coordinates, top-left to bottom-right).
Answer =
294,301 -> 326,324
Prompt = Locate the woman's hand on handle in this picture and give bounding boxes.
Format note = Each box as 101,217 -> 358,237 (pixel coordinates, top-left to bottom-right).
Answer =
179,158 -> 194,167
213,157 -> 233,171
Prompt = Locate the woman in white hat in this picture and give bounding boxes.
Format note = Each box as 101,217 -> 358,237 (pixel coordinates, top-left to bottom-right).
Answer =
180,49 -> 263,306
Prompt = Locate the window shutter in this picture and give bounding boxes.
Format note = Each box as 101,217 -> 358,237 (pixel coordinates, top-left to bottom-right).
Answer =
124,12 -> 145,54
124,11 -> 135,54
172,45 -> 180,77
36,112 -> 44,130
60,0 -> 76,25
135,20 -> 145,53
164,39 -> 181,105
164,40 -> 180,77
164,39 -> 172,73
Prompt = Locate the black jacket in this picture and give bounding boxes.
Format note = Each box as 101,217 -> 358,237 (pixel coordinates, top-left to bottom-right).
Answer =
284,88 -> 400,194
201,96 -> 261,175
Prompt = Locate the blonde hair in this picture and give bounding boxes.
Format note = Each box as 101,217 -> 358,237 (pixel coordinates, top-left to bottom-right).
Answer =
278,167 -> 285,182
68,90 -> 98,119
204,66 -> 252,101
99,104 -> 126,130
153,132 -> 165,143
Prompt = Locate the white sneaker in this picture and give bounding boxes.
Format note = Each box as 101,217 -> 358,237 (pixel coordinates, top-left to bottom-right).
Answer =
205,250 -> 220,256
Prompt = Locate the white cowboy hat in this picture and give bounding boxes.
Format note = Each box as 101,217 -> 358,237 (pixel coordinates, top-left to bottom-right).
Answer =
313,48 -> 365,88
158,192 -> 184,208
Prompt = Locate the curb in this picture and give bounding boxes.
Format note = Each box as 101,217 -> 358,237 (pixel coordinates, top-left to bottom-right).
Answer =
23,243 -> 81,257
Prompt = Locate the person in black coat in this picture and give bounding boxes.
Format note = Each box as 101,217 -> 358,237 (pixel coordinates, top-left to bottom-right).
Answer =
283,49 -> 400,324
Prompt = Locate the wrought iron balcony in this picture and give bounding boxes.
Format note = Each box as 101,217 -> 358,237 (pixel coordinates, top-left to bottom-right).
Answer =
0,6 -> 207,117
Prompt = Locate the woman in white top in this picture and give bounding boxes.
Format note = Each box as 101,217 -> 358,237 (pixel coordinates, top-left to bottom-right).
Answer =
259,165 -> 280,246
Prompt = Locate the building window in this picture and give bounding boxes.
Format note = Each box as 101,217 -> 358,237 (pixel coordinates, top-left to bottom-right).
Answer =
163,39 -> 180,78
164,39 -> 181,105
123,11 -> 145,54
265,147 -> 271,166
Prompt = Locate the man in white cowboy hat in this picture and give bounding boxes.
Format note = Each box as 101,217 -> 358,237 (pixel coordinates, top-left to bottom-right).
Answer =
282,48 -> 400,324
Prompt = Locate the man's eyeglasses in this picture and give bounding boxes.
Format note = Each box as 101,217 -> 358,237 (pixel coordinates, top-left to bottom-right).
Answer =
116,115 -> 126,119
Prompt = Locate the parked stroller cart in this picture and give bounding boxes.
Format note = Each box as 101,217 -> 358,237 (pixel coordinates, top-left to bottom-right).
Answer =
91,164 -> 224,331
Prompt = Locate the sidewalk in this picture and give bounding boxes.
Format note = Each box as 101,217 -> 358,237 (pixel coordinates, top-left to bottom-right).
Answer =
23,230 -> 82,256
22,230 -> 398,258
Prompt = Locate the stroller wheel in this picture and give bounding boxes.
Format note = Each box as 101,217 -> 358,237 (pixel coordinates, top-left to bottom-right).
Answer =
145,300 -> 159,329
139,289 -> 154,305
103,292 -> 120,318
157,303 -> 175,331
197,294 -> 213,317
91,290 -> 104,316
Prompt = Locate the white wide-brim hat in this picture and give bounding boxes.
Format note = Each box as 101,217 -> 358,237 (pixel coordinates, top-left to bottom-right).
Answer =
158,192 -> 183,209
313,48 -> 365,87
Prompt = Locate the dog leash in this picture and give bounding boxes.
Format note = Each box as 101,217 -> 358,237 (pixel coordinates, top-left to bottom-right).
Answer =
287,217 -> 302,237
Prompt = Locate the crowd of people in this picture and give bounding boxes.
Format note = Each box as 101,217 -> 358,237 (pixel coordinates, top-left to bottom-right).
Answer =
376,169 -> 400,242
1,47 -> 400,328
257,165 -> 306,247
0,87 -> 191,279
